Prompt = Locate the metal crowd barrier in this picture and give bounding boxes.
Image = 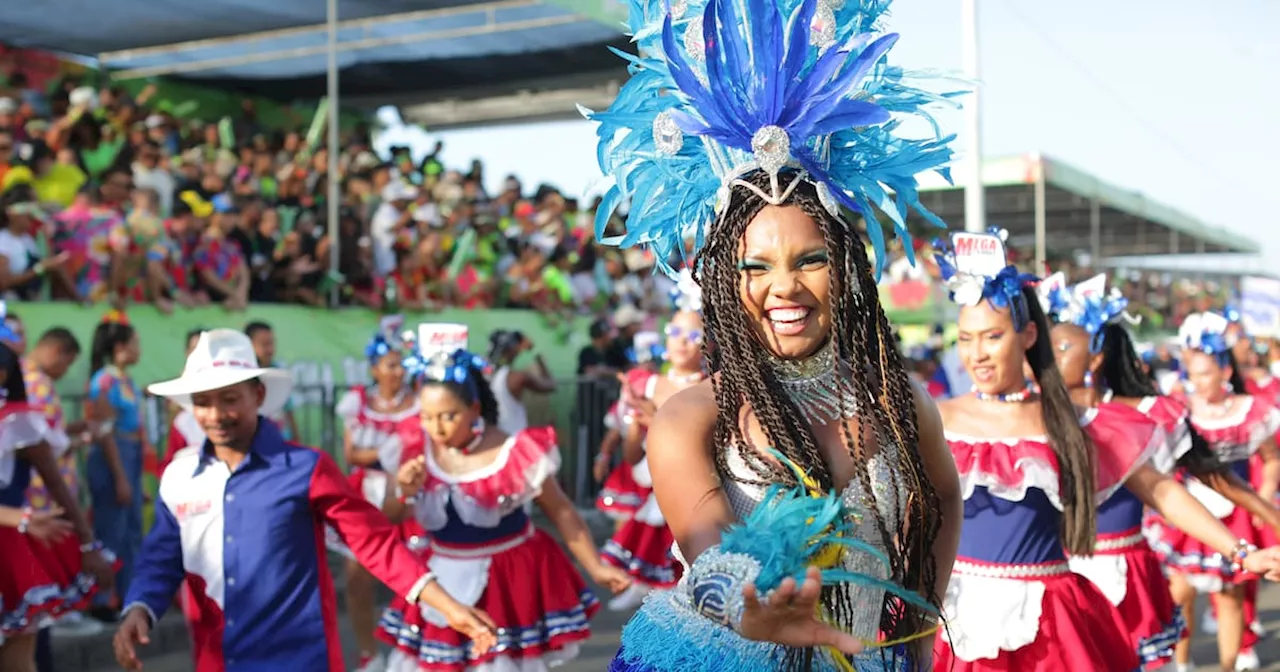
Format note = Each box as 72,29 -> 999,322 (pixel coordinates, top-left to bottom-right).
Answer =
61,376 -> 623,508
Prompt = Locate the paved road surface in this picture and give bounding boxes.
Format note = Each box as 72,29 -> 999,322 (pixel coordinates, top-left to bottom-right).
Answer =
75,584 -> 1280,671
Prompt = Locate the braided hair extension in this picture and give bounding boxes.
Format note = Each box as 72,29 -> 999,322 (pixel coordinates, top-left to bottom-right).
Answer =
1022,288 -> 1098,554
691,170 -> 942,670
1096,323 -> 1228,480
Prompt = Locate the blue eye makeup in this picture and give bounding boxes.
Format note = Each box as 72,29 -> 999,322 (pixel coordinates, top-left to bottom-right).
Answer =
664,324 -> 705,344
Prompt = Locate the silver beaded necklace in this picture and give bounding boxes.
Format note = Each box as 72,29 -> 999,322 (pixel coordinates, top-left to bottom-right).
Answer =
764,338 -> 859,425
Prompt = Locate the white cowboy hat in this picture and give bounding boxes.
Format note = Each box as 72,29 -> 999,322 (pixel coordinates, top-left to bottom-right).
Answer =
148,329 -> 293,416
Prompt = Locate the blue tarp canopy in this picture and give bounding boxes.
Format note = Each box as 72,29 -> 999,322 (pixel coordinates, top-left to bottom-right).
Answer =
0,0 -> 630,103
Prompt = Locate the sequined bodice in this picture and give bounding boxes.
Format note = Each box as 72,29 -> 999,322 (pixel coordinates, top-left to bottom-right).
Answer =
675,442 -> 906,640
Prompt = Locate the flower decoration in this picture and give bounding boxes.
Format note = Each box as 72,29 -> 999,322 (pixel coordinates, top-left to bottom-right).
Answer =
365,315 -> 407,364
584,0 -> 961,278
1053,274 -> 1139,353
102,309 -> 130,326
670,267 -> 704,314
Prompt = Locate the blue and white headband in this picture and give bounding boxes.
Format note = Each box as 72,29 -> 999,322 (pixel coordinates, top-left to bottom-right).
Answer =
584,0 -> 960,279
627,330 -> 666,365
1178,311 -> 1232,365
365,314 -> 406,364
935,230 -> 1039,331
0,300 -> 17,345
1048,274 -> 1138,353
405,323 -> 489,394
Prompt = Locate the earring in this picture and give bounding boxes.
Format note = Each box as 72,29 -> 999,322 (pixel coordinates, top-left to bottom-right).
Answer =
1083,371 -> 1094,388
471,417 -> 486,437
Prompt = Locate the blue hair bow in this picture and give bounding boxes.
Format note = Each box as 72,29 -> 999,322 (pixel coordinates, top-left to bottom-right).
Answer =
365,333 -> 396,365
626,343 -> 667,365
1067,294 -> 1131,354
982,266 -> 1040,331
407,348 -> 490,396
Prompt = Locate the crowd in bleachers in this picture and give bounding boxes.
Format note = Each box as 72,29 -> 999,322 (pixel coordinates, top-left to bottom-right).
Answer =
0,75 -> 679,325
0,72 -> 1233,334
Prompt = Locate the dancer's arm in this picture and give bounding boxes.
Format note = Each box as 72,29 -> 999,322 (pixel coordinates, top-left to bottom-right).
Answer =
536,479 -> 631,593
1257,438 -> 1280,505
1126,463 -> 1280,578
122,497 -> 187,625
1200,470 -> 1280,534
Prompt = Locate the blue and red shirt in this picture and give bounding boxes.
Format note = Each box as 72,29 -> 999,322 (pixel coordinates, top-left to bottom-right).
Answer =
123,419 -> 433,672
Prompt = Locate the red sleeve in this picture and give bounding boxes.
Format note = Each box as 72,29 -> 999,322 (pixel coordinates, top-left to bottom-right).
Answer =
162,418 -> 185,471
308,451 -> 427,597
397,420 -> 426,465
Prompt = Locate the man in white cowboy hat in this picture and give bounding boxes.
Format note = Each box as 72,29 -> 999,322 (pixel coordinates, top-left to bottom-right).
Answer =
112,329 -> 495,672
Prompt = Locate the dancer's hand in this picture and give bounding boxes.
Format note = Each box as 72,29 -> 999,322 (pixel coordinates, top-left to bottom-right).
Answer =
590,564 -> 633,594
82,548 -> 116,593
398,455 -> 427,497
739,566 -> 863,656
442,604 -> 498,657
113,608 -> 152,671
24,506 -> 74,544
1243,545 -> 1280,581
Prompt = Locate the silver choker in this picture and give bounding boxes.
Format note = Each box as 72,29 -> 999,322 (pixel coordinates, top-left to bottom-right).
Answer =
765,339 -> 859,425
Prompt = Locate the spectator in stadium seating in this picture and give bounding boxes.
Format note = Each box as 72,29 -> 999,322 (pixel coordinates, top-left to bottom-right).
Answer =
244,321 -> 300,442
0,186 -> 68,301
192,210 -> 249,311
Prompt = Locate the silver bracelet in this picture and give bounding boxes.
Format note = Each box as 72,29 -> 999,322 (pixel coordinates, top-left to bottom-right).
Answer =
687,546 -> 761,632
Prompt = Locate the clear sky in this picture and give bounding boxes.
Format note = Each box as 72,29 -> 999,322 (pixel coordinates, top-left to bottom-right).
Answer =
378,0 -> 1280,259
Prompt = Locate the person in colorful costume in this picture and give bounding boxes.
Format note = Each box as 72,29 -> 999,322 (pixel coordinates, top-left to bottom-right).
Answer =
600,270 -> 708,611
1041,274 -> 1280,670
113,329 -> 496,671
585,0 -> 966,667
328,317 -> 424,672
0,308 -> 117,672
594,331 -> 665,528
930,232 -> 1280,672
1143,312 -> 1280,672
378,323 -> 631,671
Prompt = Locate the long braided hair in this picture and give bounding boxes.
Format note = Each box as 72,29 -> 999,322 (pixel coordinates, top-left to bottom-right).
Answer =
692,170 -> 942,669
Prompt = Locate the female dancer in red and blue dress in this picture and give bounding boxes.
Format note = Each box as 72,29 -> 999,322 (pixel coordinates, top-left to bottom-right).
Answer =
931,234 -> 1280,672
1044,276 -> 1280,670
1145,311 -> 1280,671
380,323 -> 631,671
594,335 -> 664,529
0,321 -> 117,672
600,277 -> 706,611
329,320 -> 424,672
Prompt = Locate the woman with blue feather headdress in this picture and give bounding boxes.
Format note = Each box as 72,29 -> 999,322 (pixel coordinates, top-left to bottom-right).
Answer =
582,0 -> 965,669
1041,277 -> 1280,671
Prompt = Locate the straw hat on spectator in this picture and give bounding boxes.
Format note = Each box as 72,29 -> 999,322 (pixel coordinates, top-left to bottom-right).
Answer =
381,182 -> 417,203
613,304 -> 646,329
148,329 -> 293,415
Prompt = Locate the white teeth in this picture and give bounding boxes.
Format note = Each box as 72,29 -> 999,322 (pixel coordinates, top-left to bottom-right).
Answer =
768,308 -> 808,322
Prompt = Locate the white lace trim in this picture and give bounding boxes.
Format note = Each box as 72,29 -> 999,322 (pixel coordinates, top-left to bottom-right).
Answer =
956,457 -> 1064,511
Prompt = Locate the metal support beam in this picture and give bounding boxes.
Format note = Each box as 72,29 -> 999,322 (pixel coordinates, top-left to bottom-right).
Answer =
1034,154 -> 1046,272
400,81 -> 622,130
110,14 -> 578,80
99,0 -> 535,61
960,0 -> 985,233
326,0 -> 341,307
1089,193 -> 1101,267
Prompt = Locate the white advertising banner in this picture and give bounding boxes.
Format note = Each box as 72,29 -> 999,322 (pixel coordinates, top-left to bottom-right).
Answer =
1240,276 -> 1280,338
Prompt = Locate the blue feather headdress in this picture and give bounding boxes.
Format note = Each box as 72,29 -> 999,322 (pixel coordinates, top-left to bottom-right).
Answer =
934,229 -> 1040,331
1049,274 -> 1139,353
1178,311 -> 1233,366
583,0 -> 960,278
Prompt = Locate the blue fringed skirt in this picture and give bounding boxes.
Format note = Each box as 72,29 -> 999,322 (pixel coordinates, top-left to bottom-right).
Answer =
606,587 -> 913,672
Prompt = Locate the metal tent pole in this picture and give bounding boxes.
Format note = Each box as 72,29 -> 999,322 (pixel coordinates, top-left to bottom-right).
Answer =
961,0 -> 985,233
327,0 -> 341,307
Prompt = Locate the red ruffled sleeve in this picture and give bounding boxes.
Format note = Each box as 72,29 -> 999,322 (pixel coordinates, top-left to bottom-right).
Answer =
1087,402 -> 1166,501
1135,395 -> 1193,474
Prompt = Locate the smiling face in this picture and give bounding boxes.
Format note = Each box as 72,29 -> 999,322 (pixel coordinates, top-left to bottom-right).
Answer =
663,310 -> 704,371
1050,323 -> 1099,391
957,300 -> 1038,395
737,205 -> 832,359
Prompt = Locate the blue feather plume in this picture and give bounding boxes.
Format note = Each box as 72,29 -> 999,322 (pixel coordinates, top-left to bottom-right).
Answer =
584,0 -> 961,279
